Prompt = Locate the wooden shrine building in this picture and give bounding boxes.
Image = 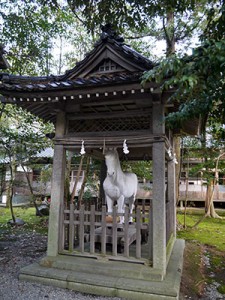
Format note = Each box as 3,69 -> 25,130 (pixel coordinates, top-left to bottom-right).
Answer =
0,25 -> 200,299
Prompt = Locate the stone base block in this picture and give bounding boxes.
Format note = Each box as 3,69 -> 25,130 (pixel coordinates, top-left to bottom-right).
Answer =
19,239 -> 185,300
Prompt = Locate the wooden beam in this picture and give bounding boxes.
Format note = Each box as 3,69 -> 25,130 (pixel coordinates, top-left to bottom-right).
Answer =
1,81 -> 158,101
67,109 -> 152,120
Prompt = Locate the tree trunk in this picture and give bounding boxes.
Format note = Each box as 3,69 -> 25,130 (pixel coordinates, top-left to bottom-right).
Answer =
164,9 -> 181,206
164,11 -> 175,56
205,180 -> 212,214
184,149 -> 190,229
58,36 -> 63,75
192,152 -> 225,227
99,160 -> 107,206
21,164 -> 41,216
64,151 -> 73,207
205,170 -> 222,219
70,155 -> 84,204
174,136 -> 181,204
8,158 -> 16,223
78,156 -> 90,206
204,180 -> 220,218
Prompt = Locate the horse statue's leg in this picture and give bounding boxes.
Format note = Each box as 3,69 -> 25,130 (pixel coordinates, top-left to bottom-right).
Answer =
105,194 -> 113,216
128,195 -> 136,223
117,195 -> 125,224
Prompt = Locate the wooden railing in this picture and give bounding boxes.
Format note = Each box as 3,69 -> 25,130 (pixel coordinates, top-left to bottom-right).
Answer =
60,204 -> 152,262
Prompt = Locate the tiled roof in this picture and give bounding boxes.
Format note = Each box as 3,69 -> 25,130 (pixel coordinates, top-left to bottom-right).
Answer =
35,147 -> 54,158
0,72 -> 143,92
0,25 -> 155,91
61,31 -> 154,80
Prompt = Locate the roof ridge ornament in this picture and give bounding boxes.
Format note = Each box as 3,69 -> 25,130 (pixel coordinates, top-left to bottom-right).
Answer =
100,24 -> 124,43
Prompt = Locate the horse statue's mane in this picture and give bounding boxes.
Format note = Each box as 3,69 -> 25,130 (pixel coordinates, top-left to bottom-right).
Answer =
103,148 -> 138,223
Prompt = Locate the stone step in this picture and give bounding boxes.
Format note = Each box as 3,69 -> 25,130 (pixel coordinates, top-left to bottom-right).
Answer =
40,254 -> 163,282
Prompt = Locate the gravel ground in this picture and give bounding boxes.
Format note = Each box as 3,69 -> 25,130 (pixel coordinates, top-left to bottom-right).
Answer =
0,232 -> 123,300
1,231 -> 224,300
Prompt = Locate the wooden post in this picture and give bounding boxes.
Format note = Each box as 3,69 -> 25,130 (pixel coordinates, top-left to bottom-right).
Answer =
90,205 -> 95,254
136,208 -> 141,259
124,207 -> 129,257
47,111 -> 66,257
79,205 -> 85,253
167,158 -> 176,238
148,200 -> 153,262
112,207 -> 118,256
69,203 -> 75,252
152,100 -> 166,275
101,206 -> 107,255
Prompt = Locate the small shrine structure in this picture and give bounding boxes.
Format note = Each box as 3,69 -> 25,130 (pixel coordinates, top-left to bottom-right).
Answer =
0,25 -> 200,299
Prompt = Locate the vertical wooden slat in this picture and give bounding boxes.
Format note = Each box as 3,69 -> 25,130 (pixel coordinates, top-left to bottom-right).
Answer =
136,208 -> 141,259
79,205 -> 85,253
124,207 -> 129,257
58,203 -> 64,252
148,200 -> 153,261
142,199 -> 145,223
112,207 -> 118,256
90,205 -> 95,254
101,206 -> 107,255
75,208 -> 78,243
69,203 -> 75,252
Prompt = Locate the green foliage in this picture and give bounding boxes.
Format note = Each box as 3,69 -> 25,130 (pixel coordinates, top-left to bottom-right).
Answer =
0,1 -> 96,75
218,284 -> 225,294
66,0 -> 205,32
65,0 -> 213,57
0,103 -> 53,164
0,103 -> 53,204
121,160 -> 152,181
1,1 -> 58,74
181,135 -> 225,184
142,2 -> 225,133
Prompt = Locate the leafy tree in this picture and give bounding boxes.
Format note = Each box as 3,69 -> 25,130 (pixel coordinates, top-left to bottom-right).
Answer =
142,1 -> 225,129
0,103 -> 53,221
122,160 -> 152,182
141,2 -> 225,220
62,0 -> 214,56
181,135 -> 225,221
0,1 -> 96,75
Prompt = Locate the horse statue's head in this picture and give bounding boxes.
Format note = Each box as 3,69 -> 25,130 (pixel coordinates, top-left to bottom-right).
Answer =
104,148 -> 119,178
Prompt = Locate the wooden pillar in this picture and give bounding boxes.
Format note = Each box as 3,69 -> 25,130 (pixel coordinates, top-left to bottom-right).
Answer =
47,111 -> 66,257
152,100 -> 166,274
167,158 -> 176,238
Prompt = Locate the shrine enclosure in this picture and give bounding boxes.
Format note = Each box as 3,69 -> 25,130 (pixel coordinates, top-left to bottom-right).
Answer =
0,26 -> 201,299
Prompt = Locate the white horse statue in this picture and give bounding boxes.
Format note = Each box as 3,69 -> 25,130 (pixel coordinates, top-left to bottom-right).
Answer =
103,148 -> 138,224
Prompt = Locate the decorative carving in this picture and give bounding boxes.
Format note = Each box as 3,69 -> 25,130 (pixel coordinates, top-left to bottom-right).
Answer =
101,23 -> 124,43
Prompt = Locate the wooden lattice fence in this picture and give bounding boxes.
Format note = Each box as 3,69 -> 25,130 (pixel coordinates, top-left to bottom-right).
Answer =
59,203 -> 153,263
